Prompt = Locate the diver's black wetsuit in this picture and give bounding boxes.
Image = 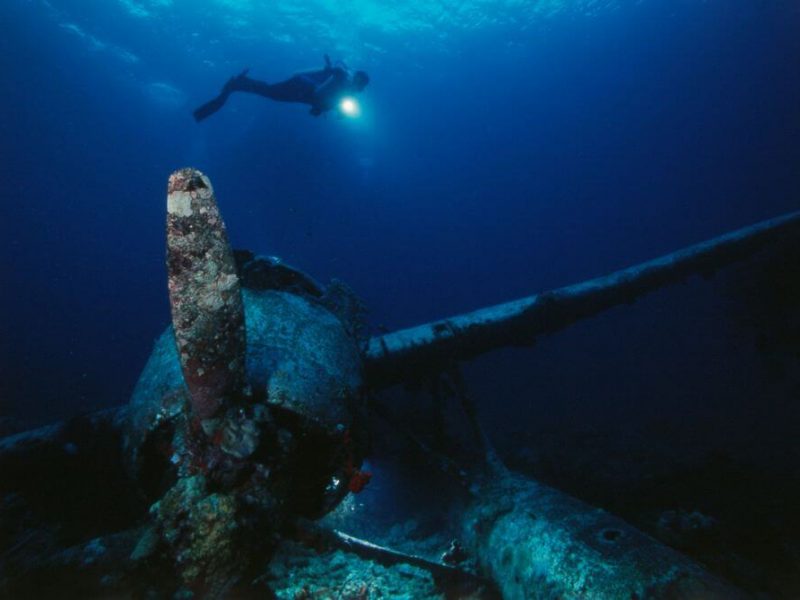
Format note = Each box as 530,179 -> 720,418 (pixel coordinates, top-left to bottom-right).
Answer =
194,56 -> 362,121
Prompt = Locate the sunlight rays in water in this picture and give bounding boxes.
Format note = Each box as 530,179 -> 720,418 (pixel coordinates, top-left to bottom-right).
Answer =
107,0 -> 620,55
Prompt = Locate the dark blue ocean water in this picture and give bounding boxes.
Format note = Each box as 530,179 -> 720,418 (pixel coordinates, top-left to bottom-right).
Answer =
1,0 -> 799,445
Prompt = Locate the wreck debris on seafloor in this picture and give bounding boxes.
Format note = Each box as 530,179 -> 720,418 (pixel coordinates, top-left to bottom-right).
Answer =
2,168 -> 798,599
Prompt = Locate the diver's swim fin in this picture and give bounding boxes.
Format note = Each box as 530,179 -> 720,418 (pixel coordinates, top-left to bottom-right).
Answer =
193,91 -> 229,122
194,70 -> 251,122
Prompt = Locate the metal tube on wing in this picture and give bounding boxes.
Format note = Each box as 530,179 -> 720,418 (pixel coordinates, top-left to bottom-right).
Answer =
365,209 -> 800,388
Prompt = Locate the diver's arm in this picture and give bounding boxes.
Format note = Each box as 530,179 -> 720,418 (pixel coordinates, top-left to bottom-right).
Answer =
308,74 -> 335,116
309,68 -> 348,116
313,74 -> 336,97
313,68 -> 346,98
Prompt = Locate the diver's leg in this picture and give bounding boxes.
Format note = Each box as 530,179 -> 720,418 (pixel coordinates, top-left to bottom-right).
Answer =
232,74 -> 315,104
193,71 -> 315,122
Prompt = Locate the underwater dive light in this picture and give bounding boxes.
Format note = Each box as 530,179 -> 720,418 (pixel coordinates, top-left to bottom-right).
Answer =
339,96 -> 361,117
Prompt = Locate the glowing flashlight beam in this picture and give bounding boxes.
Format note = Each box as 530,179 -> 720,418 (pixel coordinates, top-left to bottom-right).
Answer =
339,96 -> 361,117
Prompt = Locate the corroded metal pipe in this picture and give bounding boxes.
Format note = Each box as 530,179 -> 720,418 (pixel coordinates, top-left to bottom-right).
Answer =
166,168 -> 246,420
365,209 -> 800,388
462,465 -> 748,599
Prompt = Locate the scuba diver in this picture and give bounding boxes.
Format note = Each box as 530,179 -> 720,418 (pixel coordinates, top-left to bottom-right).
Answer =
193,55 -> 369,121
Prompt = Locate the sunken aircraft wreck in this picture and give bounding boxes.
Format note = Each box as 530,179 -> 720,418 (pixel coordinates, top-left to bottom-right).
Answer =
2,168 -> 798,598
